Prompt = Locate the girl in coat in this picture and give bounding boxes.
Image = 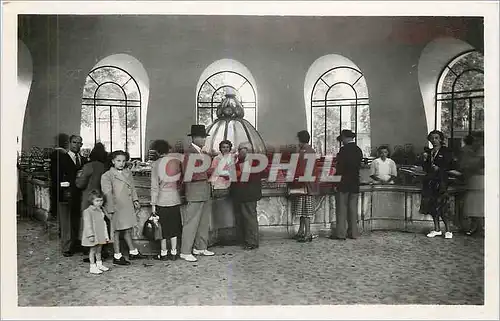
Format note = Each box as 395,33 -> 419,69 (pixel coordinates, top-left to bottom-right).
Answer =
81,189 -> 111,274
101,150 -> 145,266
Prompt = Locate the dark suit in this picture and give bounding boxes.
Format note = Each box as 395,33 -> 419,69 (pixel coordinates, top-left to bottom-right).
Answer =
333,142 -> 363,239
181,144 -> 212,254
50,150 -> 85,253
230,158 -> 262,247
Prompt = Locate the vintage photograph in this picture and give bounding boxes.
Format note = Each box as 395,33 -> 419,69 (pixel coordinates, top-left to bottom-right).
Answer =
2,1 -> 499,319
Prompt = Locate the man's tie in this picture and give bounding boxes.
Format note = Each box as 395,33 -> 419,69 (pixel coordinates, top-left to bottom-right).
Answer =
76,155 -> 81,169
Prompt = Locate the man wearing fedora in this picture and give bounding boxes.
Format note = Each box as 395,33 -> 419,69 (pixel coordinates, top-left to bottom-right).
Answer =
331,129 -> 363,240
180,125 -> 215,262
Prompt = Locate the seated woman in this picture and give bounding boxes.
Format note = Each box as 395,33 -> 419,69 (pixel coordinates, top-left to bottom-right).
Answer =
370,145 -> 397,184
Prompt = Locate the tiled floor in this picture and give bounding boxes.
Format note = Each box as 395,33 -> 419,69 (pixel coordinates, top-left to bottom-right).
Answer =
16,219 -> 484,306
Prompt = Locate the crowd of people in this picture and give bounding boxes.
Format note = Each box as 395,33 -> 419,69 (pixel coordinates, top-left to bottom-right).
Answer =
47,124 -> 484,275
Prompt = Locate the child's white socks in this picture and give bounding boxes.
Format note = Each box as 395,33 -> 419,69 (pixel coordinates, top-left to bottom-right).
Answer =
114,253 -> 122,260
161,249 -> 168,256
129,248 -> 139,255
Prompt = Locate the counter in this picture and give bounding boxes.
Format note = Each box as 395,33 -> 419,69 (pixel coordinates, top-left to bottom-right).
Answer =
19,171 -> 467,255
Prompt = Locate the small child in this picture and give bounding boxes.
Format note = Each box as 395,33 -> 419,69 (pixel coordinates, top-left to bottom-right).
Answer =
81,189 -> 112,274
101,150 -> 145,266
370,145 -> 398,184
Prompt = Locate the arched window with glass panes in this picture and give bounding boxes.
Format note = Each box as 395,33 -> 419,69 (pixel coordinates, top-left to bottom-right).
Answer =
311,66 -> 371,156
197,71 -> 257,128
435,50 -> 484,150
80,66 -> 142,159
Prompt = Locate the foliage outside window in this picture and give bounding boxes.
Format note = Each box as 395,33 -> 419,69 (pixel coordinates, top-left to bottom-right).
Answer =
197,71 -> 257,128
436,50 -> 484,148
80,66 -> 142,159
311,66 -> 371,156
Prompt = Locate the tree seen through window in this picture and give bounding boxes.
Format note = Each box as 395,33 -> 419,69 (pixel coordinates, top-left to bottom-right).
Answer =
311,66 -> 371,156
80,66 -> 142,159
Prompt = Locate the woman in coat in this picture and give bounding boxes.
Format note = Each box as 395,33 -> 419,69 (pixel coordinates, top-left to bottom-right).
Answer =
76,143 -> 108,211
459,132 -> 484,236
419,130 -> 454,239
76,143 -> 108,262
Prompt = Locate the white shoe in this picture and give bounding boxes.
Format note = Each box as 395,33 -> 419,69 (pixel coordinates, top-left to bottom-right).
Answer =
180,254 -> 198,262
96,261 -> 109,271
426,230 -> 443,238
445,232 -> 453,239
89,264 -> 103,274
193,249 -> 215,256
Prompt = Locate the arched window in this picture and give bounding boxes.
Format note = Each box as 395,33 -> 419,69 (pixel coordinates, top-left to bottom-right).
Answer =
197,60 -> 257,128
308,61 -> 370,156
80,66 -> 142,159
435,50 -> 484,148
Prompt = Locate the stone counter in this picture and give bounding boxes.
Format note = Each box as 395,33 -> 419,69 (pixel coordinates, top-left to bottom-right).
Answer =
20,172 -> 466,255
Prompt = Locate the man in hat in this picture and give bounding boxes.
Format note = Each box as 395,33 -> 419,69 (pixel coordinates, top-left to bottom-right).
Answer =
180,125 -> 215,262
230,142 -> 262,250
331,129 -> 363,240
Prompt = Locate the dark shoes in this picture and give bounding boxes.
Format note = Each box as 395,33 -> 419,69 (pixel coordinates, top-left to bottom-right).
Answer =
62,251 -> 74,257
244,244 -> 259,250
113,257 -> 131,265
297,235 -> 313,243
129,252 -> 146,260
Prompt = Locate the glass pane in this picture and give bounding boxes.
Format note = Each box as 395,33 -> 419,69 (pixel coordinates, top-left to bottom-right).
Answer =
440,100 -> 452,138
326,108 -> 341,156
198,81 -> 216,102
322,67 -> 362,87
312,108 -> 325,155
95,106 -> 111,151
213,87 -> 233,104
122,78 -> 140,101
452,99 -> 469,139
212,108 -> 218,124
208,71 -> 246,89
449,51 -> 484,77
357,105 -> 371,134
340,105 -> 355,131
197,108 -> 212,127
454,70 -> 484,92
126,107 -> 141,158
312,80 -> 329,101
80,105 -> 95,151
327,83 -> 356,102
238,82 -> 255,104
95,82 -> 126,102
440,68 -> 456,93
353,76 -> 369,99
243,108 -> 256,127
82,76 -> 98,99
111,107 -> 126,153
90,67 -> 130,87
471,98 -> 484,132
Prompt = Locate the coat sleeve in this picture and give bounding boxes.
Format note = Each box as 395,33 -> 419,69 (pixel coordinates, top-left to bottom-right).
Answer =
82,208 -> 95,237
101,172 -> 115,213
130,176 -> 139,203
75,163 -> 92,189
150,161 -> 159,206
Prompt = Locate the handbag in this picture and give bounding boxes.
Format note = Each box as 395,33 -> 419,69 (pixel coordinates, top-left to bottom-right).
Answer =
142,214 -> 163,241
